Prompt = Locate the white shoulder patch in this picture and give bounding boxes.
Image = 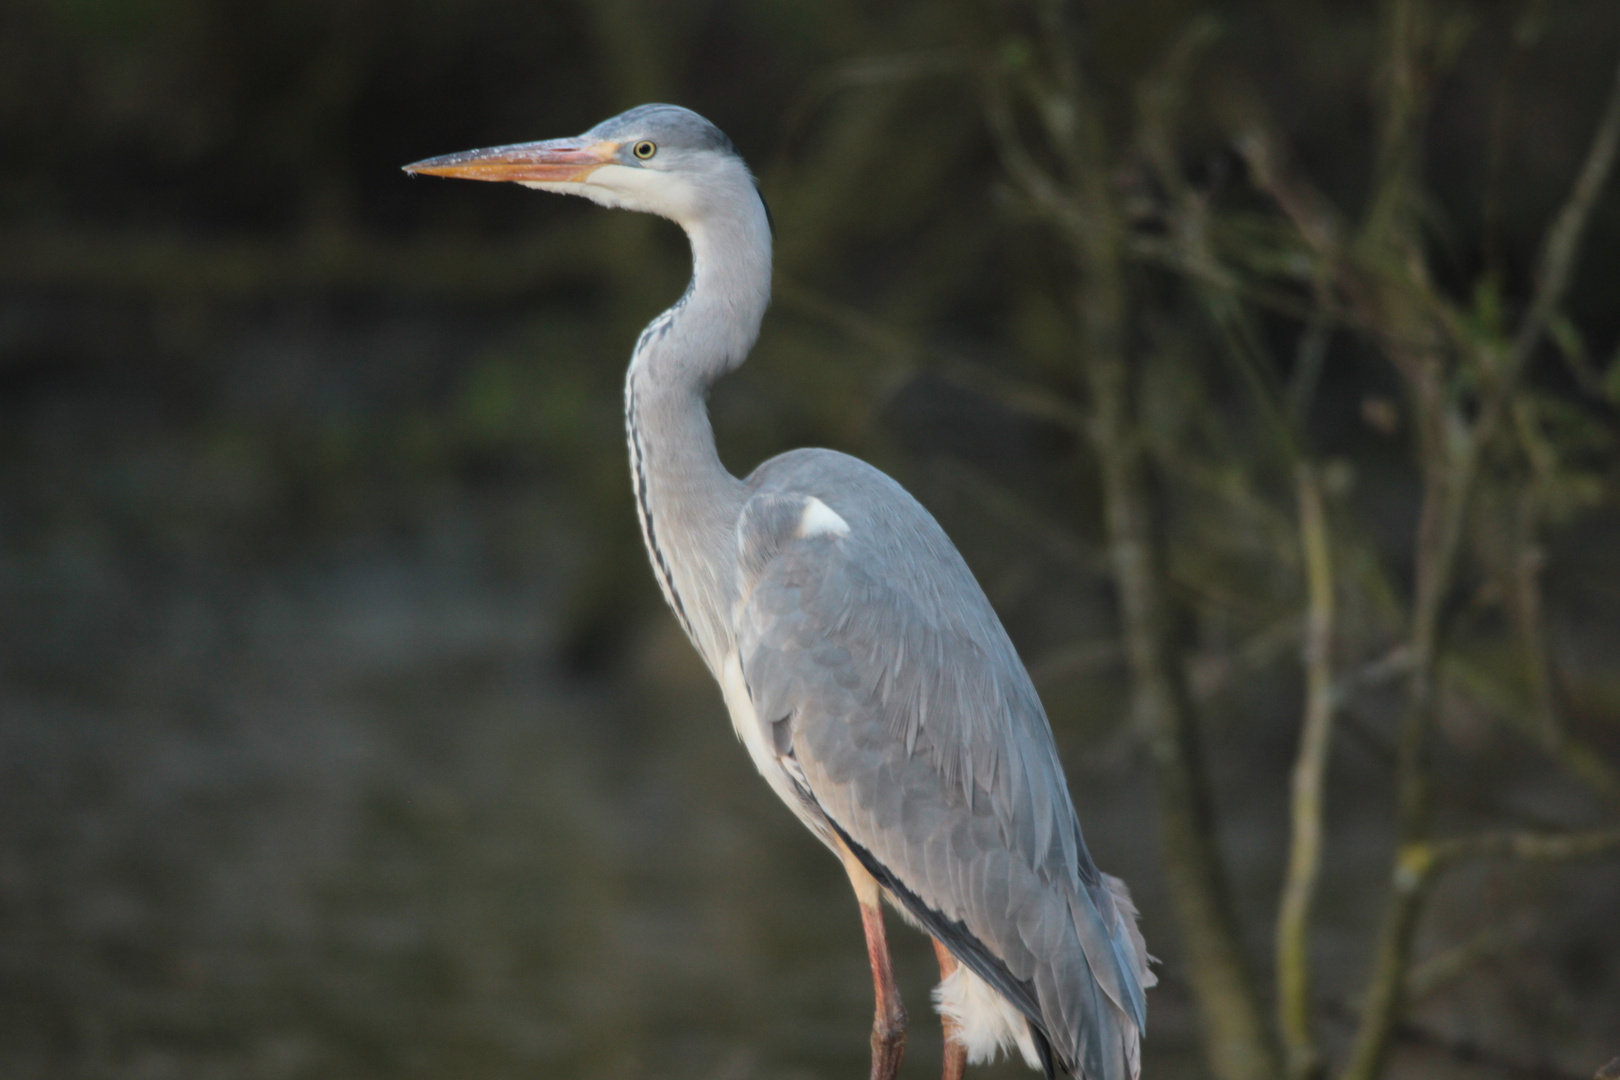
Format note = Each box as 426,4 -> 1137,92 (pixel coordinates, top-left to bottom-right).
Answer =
798,497 -> 851,539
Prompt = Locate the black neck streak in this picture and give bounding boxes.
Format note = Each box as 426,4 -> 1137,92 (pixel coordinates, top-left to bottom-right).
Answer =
625,372 -> 697,644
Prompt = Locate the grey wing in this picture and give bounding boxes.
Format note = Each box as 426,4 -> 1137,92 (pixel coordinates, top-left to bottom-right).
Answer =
731,455 -> 1153,1080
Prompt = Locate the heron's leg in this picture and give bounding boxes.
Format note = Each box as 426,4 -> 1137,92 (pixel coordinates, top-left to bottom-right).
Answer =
836,838 -> 906,1080
858,898 -> 907,1080
932,938 -> 968,1080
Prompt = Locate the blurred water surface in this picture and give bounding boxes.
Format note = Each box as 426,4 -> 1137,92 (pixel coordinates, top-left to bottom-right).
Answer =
0,513 -> 909,1079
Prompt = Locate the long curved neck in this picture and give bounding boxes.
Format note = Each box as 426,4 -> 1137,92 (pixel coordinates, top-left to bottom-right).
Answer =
624,185 -> 772,674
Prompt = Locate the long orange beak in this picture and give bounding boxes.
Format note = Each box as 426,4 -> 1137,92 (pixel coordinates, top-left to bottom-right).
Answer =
402,138 -> 618,183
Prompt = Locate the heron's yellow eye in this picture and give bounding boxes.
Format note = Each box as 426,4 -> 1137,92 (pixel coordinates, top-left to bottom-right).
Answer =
632,141 -> 657,160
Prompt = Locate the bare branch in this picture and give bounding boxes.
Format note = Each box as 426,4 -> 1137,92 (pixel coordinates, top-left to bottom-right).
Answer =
1276,464 -> 1338,1080
1126,234 -> 1329,326
1442,651 -> 1620,807
1334,31 -> 1620,1080
1428,826 -> 1620,867
1339,843 -> 1433,1080
1337,705 -> 1583,834
1502,54 -> 1620,392
989,17 -> 1281,1077
1343,827 -> 1619,1080
1339,6 -> 1465,1075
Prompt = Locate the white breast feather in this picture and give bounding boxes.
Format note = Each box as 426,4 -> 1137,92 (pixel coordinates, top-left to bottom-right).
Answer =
719,651 -> 834,848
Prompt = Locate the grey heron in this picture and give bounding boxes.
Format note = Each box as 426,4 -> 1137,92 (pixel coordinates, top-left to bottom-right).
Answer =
404,104 -> 1154,1080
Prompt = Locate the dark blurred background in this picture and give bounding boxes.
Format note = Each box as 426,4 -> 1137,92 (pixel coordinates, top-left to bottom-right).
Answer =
2,1 -> 1618,1078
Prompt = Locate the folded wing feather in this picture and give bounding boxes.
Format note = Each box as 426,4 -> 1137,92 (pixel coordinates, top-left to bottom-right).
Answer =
731,449 -> 1153,1079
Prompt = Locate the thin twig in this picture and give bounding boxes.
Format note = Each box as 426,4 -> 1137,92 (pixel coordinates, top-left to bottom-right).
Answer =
933,355 -> 1090,434
1320,998 -> 1600,1080
1339,6 -> 1470,1075
1501,54 -> 1620,392
1442,648 -> 1620,808
1390,1023 -> 1597,1080
1336,704 -> 1580,835
1186,614 -> 1305,702
1330,647 -> 1413,708
935,460 -> 1108,574
1426,825 -> 1620,867
983,74 -> 1088,236
1404,924 -> 1516,1004
1343,822 -> 1620,1080
775,51 -> 970,165
1127,234 -> 1328,327
774,280 -> 1092,434
1160,186 -> 1301,464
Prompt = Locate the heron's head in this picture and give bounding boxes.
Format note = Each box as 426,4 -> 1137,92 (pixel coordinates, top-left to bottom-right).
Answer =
403,104 -> 755,227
